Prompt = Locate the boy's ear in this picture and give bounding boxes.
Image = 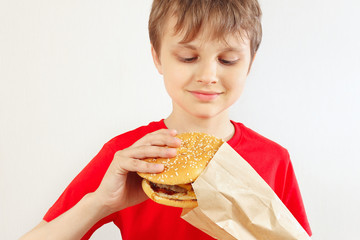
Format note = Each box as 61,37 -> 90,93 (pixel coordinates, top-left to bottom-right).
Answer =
151,44 -> 163,75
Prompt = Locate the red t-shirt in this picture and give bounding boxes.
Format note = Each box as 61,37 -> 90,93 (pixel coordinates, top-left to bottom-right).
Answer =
44,120 -> 312,239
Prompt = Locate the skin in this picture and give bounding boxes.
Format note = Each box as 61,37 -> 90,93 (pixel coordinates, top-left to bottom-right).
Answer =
20,17 -> 254,240
154,17 -> 254,140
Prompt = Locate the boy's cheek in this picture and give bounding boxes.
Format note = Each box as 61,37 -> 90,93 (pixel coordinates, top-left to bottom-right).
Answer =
163,65 -> 192,80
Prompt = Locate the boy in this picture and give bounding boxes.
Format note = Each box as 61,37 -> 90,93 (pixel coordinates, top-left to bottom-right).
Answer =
21,0 -> 312,239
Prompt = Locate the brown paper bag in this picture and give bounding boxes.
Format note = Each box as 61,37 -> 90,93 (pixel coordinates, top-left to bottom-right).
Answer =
181,143 -> 310,240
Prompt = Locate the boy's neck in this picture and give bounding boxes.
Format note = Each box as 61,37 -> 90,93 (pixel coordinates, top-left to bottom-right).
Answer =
164,110 -> 235,141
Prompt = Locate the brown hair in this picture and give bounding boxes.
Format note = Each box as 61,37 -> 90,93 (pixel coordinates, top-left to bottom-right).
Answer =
149,0 -> 262,61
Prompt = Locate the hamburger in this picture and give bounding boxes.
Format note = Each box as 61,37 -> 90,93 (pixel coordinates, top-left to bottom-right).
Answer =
138,132 -> 224,208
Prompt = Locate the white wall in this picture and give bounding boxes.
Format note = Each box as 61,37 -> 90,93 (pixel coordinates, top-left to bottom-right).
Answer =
0,0 -> 359,239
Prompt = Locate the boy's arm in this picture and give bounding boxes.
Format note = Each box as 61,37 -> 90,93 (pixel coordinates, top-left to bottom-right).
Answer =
20,129 -> 181,240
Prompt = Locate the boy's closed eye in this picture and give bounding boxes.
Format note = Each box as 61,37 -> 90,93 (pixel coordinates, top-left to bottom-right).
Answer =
178,56 -> 240,66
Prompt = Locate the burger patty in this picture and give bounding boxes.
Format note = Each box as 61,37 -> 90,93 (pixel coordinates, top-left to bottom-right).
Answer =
150,182 -> 190,195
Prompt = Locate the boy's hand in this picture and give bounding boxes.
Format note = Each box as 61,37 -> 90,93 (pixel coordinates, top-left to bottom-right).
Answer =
93,129 -> 181,215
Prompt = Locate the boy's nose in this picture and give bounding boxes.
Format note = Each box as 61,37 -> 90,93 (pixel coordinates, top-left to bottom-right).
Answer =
195,61 -> 218,85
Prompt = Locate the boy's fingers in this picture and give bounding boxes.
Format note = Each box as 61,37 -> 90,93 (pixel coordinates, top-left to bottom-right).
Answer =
113,129 -> 180,174
133,129 -> 180,148
120,158 -> 164,174
147,135 -> 181,148
127,145 -> 177,159
149,128 -> 177,136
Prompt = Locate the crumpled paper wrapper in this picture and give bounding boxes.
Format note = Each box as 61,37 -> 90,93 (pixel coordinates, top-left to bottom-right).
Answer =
181,142 -> 310,240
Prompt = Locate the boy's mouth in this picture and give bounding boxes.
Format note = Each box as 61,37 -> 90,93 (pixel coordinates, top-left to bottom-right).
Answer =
189,90 -> 221,101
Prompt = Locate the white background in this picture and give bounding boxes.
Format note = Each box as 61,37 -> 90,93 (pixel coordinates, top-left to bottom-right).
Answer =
1,0 -> 359,239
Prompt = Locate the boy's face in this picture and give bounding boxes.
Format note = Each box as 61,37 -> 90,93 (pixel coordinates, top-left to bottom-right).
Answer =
152,18 -> 253,120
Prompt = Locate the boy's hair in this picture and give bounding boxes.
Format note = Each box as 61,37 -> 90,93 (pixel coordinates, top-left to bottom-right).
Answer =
149,0 -> 262,61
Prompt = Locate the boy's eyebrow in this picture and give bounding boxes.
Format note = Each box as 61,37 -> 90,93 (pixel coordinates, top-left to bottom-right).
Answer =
219,47 -> 246,53
175,43 -> 246,53
176,43 -> 197,50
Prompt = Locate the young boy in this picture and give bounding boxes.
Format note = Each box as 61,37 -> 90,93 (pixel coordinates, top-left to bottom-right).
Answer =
21,0 -> 312,239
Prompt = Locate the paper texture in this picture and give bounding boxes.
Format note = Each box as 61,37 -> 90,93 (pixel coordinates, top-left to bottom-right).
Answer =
181,143 -> 310,240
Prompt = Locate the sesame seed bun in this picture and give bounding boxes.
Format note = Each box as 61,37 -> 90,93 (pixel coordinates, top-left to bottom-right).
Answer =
138,132 -> 224,208
138,132 -> 223,184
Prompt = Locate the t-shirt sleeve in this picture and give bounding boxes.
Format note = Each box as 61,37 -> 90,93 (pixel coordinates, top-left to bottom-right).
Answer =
279,152 -> 312,237
43,144 -> 117,239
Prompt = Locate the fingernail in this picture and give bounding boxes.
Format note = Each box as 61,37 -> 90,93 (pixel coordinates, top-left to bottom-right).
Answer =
174,137 -> 181,145
155,164 -> 164,171
169,129 -> 177,135
167,148 -> 177,155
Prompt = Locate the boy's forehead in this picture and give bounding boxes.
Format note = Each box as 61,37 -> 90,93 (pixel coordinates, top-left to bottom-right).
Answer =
163,16 -> 250,50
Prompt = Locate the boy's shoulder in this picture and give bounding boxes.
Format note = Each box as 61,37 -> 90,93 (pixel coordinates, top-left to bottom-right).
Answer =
231,121 -> 290,165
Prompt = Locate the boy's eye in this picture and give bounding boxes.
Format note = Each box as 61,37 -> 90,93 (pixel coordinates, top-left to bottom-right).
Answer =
180,57 -> 198,63
178,56 -> 239,65
219,59 -> 238,65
